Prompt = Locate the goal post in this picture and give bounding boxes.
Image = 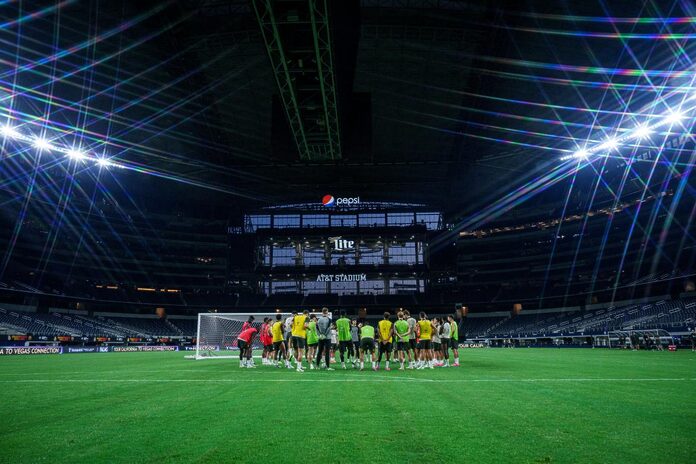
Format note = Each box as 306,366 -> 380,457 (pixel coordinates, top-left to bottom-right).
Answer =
194,312 -> 289,360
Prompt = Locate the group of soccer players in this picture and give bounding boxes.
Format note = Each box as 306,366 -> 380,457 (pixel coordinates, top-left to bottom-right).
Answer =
236,308 -> 461,372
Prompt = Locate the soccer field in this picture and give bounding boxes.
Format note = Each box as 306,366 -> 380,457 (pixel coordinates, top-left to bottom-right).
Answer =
1,349 -> 695,464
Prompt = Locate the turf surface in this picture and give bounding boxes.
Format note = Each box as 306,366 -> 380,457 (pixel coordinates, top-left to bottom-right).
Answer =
1,348 -> 695,463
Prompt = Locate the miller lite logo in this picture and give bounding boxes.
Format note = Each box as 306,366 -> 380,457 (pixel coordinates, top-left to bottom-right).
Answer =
329,236 -> 354,251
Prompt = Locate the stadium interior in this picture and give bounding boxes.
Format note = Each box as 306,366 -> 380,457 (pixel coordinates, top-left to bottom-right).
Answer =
1,1 -> 696,462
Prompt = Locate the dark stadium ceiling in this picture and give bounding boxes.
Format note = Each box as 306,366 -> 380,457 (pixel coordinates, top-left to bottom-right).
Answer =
2,0 -> 695,220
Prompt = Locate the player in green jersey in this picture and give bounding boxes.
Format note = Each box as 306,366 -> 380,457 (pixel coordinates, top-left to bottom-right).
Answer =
306,315 -> 319,369
359,322 -> 376,371
335,310 -> 354,369
448,314 -> 460,367
393,311 -> 411,370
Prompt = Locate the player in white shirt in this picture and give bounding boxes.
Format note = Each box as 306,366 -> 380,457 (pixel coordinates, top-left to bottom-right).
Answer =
440,319 -> 451,367
431,318 -> 442,366
284,313 -> 295,360
404,310 -> 418,369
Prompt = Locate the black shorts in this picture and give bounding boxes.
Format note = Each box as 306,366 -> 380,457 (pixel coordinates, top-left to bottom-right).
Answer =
396,341 -> 408,352
331,343 -> 338,351
273,341 -> 284,351
379,342 -> 392,352
292,336 -> 306,350
237,339 -> 248,351
433,342 -> 441,350
360,338 -> 374,352
409,339 -> 417,350
450,338 -> 458,349
352,341 -> 360,351
418,340 -> 431,350
339,340 -> 352,351
307,341 -> 318,348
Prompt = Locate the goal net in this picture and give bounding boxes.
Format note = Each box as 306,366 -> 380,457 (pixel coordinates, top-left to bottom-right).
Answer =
194,312 -> 289,359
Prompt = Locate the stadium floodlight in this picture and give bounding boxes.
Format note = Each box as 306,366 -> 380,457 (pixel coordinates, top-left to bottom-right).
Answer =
632,124 -> 652,139
598,137 -> 619,152
573,148 -> 589,159
560,148 -> 589,161
663,110 -> 684,125
1,124 -> 20,139
32,137 -> 54,151
96,157 -> 111,168
67,148 -> 86,161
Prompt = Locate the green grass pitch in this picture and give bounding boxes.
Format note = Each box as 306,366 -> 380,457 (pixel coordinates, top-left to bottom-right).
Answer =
1,348 -> 695,463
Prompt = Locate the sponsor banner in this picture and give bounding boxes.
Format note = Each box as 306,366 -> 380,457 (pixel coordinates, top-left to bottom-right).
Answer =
67,347 -> 98,353
112,345 -> 179,352
0,346 -> 63,356
184,345 -> 218,351
316,273 -> 367,282
65,347 -> 110,354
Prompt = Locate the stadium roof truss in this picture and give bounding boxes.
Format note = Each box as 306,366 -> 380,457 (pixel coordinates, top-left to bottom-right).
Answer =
251,0 -> 341,161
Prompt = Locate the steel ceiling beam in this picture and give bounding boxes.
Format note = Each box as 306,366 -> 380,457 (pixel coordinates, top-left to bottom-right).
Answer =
251,0 -> 341,160
308,0 -> 341,160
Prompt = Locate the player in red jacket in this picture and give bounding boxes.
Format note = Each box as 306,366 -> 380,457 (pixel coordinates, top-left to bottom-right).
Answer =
260,317 -> 274,365
237,326 -> 258,368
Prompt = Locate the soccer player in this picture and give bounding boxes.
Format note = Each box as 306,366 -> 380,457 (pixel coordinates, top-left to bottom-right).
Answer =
377,312 -> 393,371
271,314 -> 292,369
242,315 -> 255,332
417,312 -> 433,369
260,317 -> 273,365
351,319 -> 360,368
440,316 -> 451,367
405,310 -> 418,369
393,311 -> 411,370
330,323 -> 338,363
236,325 -> 258,368
448,314 -> 460,366
431,318 -> 442,366
291,310 -> 309,372
315,307 -> 333,370
359,322 -> 377,371
306,314 -> 319,369
283,312 -> 295,359
336,310 -> 353,369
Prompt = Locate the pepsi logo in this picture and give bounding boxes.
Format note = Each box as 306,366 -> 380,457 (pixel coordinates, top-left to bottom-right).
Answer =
321,195 -> 360,207
322,195 -> 335,207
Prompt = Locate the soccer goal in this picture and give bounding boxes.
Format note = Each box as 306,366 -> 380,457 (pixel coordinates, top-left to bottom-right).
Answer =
193,312 -> 288,359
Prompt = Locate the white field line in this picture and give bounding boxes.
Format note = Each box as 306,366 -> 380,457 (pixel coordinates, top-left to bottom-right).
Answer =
0,370 -> 420,380
0,369 -> 217,376
0,378 -> 695,384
